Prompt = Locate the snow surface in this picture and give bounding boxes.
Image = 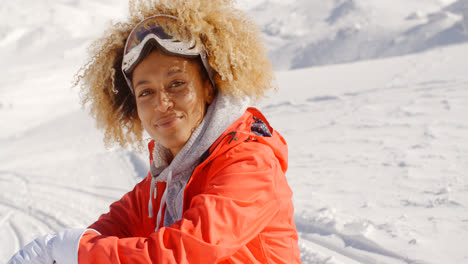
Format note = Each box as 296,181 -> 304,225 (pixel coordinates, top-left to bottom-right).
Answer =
1,0 -> 468,263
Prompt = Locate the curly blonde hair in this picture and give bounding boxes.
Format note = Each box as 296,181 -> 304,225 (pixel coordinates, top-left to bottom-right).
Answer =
74,0 -> 274,149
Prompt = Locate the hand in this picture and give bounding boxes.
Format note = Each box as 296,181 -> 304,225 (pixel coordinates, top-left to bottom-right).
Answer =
8,229 -> 88,264
7,233 -> 55,264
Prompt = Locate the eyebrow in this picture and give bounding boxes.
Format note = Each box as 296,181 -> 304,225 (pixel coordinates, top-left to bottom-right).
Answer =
167,68 -> 184,77
134,68 -> 186,90
134,80 -> 150,88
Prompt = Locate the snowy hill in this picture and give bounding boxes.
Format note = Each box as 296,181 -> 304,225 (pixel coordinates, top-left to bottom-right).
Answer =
1,1 -> 468,263
250,0 -> 468,69
264,43 -> 468,263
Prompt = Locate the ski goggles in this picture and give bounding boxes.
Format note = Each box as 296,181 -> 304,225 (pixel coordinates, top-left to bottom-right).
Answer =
122,15 -> 215,94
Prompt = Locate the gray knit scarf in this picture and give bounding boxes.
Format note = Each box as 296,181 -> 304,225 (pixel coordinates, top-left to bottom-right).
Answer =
149,93 -> 250,230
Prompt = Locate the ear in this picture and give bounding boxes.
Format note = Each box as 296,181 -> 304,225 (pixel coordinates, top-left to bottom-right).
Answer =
204,80 -> 215,105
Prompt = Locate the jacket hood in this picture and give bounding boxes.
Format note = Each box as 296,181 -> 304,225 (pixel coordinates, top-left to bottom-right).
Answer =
201,107 -> 288,174
147,107 -> 288,175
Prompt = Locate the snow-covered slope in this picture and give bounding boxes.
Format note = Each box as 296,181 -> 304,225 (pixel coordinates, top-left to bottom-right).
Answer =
250,0 -> 468,69
262,43 -> 468,263
1,1 -> 468,263
0,0 -> 129,139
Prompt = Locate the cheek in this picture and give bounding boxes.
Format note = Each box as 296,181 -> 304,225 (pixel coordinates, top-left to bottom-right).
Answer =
184,83 -> 197,102
178,84 -> 203,113
136,101 -> 151,127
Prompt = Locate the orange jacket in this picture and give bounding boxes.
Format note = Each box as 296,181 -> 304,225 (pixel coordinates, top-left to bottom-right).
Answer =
79,108 -> 301,263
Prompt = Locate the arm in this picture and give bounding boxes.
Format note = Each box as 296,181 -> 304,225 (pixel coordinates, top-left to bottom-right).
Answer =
79,142 -> 282,263
7,176 -> 154,264
88,173 -> 154,238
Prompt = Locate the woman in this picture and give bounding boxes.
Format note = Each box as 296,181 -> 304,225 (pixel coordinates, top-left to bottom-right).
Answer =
9,0 -> 301,263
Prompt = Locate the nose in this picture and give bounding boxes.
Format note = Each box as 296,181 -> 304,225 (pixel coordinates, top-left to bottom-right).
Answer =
154,90 -> 174,112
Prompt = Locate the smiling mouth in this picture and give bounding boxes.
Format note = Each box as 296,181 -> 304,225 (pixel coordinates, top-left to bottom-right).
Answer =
155,115 -> 181,129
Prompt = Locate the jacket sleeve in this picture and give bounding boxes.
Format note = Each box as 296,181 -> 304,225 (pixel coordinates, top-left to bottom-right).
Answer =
78,142 -> 282,263
87,173 -> 153,238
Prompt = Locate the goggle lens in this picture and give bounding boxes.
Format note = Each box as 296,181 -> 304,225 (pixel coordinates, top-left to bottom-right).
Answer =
125,16 -> 181,55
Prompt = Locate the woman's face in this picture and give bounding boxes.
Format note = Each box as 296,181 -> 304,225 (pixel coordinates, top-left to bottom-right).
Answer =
132,50 -> 213,157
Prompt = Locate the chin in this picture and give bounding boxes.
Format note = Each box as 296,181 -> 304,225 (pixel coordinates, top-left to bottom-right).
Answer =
160,136 -> 186,150
151,128 -> 191,150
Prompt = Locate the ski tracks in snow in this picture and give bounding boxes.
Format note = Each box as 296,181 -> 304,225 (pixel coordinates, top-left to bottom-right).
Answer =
261,46 -> 468,263
0,168 -> 127,260
295,215 -> 430,264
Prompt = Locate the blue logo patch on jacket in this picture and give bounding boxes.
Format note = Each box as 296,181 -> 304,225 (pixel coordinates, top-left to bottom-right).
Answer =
251,116 -> 272,137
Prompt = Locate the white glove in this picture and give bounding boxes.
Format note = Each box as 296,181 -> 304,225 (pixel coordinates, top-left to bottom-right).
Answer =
8,229 -> 89,264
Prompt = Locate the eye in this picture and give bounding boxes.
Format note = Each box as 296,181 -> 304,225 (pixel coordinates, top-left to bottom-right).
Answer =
169,81 -> 186,89
137,89 -> 153,98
